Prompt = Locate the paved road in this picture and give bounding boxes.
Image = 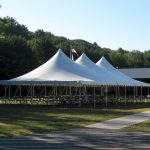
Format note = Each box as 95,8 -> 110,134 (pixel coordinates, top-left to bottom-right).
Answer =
0,128 -> 150,150
87,110 -> 150,129
0,111 -> 150,150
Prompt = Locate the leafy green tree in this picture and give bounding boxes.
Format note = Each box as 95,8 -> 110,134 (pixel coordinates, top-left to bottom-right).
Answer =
108,48 -> 128,68
28,36 -> 56,64
0,35 -> 37,79
0,17 -> 28,38
125,50 -> 144,68
143,50 -> 150,67
1,16 -> 150,80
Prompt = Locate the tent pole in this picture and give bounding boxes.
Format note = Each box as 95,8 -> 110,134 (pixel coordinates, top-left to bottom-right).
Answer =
75,86 -> 78,95
140,86 -> 142,102
19,86 -> 21,98
116,86 -> 117,105
136,86 -> 138,103
33,85 -> 34,98
53,86 -> 55,106
94,86 -> 95,108
31,85 -> 33,101
56,86 -> 58,105
58,86 -> 60,96
69,86 -> 72,104
118,86 -> 120,103
14,86 -> 19,97
78,86 -> 81,108
4,85 -> 7,98
115,85 -> 118,104
69,86 -> 71,95
69,86 -> 71,105
134,86 -> 135,103
125,86 -> 127,104
66,86 -> 68,95
101,86 -> 102,97
8,84 -> 10,100
45,86 -> 47,97
84,86 -> 87,104
56,86 -> 58,97
105,86 -> 108,107
27,86 -> 31,97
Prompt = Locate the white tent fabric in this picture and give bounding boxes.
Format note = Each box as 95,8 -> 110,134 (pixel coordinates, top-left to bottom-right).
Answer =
75,53 -> 117,85
96,56 -> 148,86
9,49 -> 97,84
0,49 -> 148,86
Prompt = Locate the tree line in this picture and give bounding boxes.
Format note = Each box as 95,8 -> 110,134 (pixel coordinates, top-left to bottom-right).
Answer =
0,16 -> 150,80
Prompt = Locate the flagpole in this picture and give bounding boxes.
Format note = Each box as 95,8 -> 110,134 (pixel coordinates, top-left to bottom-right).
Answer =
72,54 -> 74,61
70,45 -> 72,60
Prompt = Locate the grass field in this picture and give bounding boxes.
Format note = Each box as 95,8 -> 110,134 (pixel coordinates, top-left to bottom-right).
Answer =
123,119 -> 150,133
0,103 -> 150,137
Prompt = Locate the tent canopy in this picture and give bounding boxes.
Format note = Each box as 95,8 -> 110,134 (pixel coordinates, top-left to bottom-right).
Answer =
96,56 -> 148,86
75,53 -> 117,85
0,49 -> 149,86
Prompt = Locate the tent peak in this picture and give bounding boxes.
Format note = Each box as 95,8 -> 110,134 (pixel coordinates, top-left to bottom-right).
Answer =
80,52 -> 87,58
75,53 -> 95,65
96,56 -> 114,69
55,49 -> 66,57
58,48 -> 63,53
99,56 -> 108,62
101,56 -> 106,59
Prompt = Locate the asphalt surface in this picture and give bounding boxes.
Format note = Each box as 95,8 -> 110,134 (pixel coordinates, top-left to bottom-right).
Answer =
87,110 -> 150,129
0,111 -> 150,150
0,128 -> 150,150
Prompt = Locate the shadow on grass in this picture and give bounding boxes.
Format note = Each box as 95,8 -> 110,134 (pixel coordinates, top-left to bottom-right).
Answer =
0,103 -> 149,137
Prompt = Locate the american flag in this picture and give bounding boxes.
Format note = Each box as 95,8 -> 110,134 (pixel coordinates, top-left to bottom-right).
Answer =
71,48 -> 79,57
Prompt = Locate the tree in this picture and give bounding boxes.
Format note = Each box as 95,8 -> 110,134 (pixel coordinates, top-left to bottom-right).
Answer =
28,36 -> 56,64
0,16 -> 149,80
0,16 -> 28,38
0,35 -> 37,79
143,50 -> 150,67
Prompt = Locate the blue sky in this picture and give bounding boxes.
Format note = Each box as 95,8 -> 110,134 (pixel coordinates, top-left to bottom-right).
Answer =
1,0 -> 150,51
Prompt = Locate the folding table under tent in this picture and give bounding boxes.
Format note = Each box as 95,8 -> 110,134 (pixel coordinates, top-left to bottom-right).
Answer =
0,49 -> 149,107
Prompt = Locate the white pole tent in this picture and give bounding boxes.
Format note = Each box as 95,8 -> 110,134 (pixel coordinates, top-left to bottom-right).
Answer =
75,53 -> 132,85
96,56 -> 147,86
0,49 -> 149,107
96,56 -> 149,104
9,49 -> 96,83
75,53 -> 149,105
75,53 -> 118,85
0,49 -> 103,106
75,53 -> 118,106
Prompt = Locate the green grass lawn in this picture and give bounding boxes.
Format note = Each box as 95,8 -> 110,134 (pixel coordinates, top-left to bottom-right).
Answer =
123,119 -> 150,133
0,103 -> 150,137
